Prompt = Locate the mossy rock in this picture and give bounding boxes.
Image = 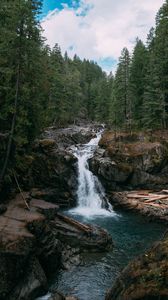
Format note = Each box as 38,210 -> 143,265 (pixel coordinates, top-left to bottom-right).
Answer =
118,162 -> 133,174
106,237 -> 168,300
39,139 -> 56,149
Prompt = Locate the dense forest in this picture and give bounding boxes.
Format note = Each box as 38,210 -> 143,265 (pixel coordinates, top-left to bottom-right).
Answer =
0,0 -> 168,186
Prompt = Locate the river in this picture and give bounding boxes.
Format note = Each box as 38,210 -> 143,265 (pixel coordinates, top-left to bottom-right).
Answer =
38,130 -> 166,300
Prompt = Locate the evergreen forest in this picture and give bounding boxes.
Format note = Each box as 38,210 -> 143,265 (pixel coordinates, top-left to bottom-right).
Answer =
0,0 -> 168,185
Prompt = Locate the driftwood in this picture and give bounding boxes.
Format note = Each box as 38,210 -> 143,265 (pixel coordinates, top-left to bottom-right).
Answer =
57,213 -> 91,233
144,202 -> 168,209
145,195 -> 168,203
128,192 -> 168,203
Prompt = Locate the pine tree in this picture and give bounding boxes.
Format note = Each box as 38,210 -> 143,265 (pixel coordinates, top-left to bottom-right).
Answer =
129,39 -> 148,128
143,1 -> 168,129
110,48 -> 130,129
0,0 -> 45,183
48,44 -> 66,125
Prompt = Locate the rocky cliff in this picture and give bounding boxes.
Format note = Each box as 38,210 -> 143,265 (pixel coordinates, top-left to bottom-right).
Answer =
90,130 -> 168,191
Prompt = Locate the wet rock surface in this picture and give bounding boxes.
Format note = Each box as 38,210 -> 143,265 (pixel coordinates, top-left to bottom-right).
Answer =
0,192 -> 112,299
105,236 -> 168,300
90,130 -> 168,191
27,124 -> 100,208
48,292 -> 79,300
51,213 -> 112,252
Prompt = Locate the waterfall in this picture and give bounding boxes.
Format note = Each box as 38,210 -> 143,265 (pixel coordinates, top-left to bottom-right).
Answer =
70,131 -> 115,217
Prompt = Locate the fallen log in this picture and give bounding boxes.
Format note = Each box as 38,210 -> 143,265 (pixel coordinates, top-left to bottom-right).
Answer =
57,213 -> 92,233
145,195 -> 168,203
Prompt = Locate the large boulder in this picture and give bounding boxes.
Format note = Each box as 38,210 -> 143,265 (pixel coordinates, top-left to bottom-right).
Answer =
90,131 -> 168,190
8,256 -> 48,300
105,236 -> 168,300
0,195 -> 60,300
51,213 -> 113,252
30,145 -> 77,208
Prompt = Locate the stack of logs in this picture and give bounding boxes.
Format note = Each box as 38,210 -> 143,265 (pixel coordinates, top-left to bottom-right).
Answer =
127,190 -> 168,208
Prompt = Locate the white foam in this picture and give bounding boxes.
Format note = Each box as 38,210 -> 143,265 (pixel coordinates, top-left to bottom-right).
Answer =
71,130 -> 116,218
69,206 -> 116,219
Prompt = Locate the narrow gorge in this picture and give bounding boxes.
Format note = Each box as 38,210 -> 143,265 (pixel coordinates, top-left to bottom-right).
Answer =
35,126 -> 167,300
0,125 -> 167,300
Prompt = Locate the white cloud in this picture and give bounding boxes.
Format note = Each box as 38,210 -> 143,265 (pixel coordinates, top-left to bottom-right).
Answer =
41,0 -> 164,72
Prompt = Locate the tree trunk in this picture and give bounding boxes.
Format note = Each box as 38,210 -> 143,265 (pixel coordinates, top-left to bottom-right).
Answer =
0,8 -> 22,186
0,62 -> 21,185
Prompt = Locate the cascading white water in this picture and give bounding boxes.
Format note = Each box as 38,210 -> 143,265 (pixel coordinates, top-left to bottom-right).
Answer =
70,131 -> 115,217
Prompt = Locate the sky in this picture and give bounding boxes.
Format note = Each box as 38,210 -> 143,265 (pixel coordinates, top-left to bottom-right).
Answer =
41,0 -> 164,73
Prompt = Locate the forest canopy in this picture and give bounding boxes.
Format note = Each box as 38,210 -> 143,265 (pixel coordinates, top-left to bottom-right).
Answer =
0,0 -> 168,184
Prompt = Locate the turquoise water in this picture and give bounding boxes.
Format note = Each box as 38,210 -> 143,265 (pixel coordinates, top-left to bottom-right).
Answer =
48,210 -> 166,300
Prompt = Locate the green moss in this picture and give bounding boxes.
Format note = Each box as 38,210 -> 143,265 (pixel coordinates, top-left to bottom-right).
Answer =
39,139 -> 56,148
118,163 -> 133,173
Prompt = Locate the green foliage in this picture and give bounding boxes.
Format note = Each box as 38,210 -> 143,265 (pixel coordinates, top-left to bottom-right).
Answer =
0,0 -> 168,184
129,39 -> 148,128
109,48 -> 130,130
109,0 -> 168,131
143,0 -> 168,129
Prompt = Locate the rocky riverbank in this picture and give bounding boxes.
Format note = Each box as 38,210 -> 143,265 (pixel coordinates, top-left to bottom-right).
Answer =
1,125 -> 168,300
0,193 -> 112,300
90,130 -> 168,191
88,129 -> 168,222
109,190 -> 168,224
106,233 -> 168,300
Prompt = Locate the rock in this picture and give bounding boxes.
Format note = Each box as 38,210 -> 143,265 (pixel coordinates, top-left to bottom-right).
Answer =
90,156 -> 133,184
48,292 -> 79,300
8,256 -> 48,300
61,245 -> 80,270
30,149 -> 77,208
30,198 -> 59,219
66,297 -> 79,300
38,139 -> 56,152
105,237 -> 168,300
30,188 -> 76,209
0,204 -> 7,215
0,252 -> 28,299
0,194 -> 61,299
28,219 -> 63,276
109,191 -> 168,224
51,213 -> 113,252
90,130 -> 168,191
0,191 -> 113,299
130,170 -> 168,188
48,291 -> 65,300
26,124 -> 102,208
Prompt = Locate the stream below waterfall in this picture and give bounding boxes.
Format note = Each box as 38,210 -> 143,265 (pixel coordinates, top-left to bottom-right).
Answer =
38,130 -> 166,300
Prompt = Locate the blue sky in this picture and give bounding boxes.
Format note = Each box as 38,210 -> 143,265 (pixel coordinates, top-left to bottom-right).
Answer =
41,0 -> 77,18
41,0 -> 164,73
